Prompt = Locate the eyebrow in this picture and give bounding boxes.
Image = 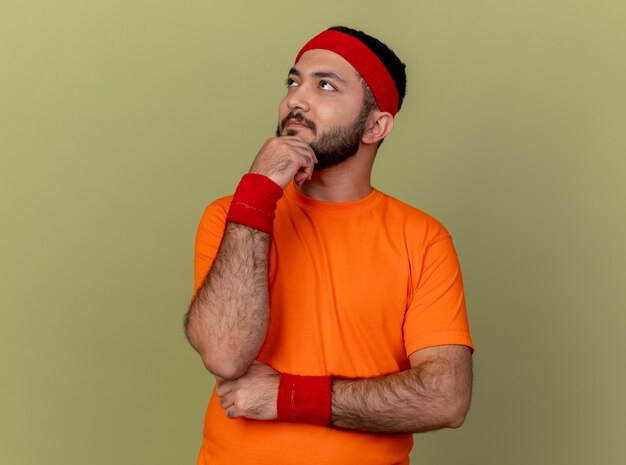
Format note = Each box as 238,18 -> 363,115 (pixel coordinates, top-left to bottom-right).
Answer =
288,67 -> 347,84
313,71 -> 347,84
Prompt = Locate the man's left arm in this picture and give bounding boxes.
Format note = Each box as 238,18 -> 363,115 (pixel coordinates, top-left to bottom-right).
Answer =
330,344 -> 472,433
216,233 -> 473,432
215,344 -> 472,433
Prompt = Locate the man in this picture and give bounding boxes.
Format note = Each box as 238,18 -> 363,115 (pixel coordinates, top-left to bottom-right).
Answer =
185,26 -> 474,465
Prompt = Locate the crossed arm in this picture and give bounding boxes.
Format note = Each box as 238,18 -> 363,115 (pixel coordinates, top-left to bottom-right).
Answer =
215,345 -> 472,433
331,346 -> 472,432
184,219 -> 473,434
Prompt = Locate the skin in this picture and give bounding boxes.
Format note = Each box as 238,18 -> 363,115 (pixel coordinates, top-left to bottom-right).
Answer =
186,49 -> 473,432
217,346 -> 472,432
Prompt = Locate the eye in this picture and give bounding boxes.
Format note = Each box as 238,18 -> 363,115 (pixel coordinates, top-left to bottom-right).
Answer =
286,78 -> 298,88
320,81 -> 336,91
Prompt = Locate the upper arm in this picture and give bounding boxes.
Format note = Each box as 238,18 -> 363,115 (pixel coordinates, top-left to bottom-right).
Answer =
193,198 -> 231,296
403,235 -> 474,356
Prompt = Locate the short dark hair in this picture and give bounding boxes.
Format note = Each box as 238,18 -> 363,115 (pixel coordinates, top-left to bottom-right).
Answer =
327,26 -> 407,112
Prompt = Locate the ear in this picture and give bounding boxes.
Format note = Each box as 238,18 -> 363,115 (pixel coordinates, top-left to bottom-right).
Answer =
361,111 -> 394,145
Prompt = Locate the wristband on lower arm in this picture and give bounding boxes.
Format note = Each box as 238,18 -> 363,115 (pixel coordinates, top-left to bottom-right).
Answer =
277,373 -> 332,426
226,174 -> 283,234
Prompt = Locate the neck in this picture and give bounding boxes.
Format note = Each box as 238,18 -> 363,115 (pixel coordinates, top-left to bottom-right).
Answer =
295,147 -> 376,202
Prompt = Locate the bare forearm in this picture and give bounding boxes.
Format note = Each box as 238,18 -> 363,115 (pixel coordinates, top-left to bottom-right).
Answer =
330,352 -> 472,433
185,222 -> 270,379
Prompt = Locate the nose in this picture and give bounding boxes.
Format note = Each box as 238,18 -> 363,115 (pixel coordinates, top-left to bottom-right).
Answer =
285,83 -> 311,113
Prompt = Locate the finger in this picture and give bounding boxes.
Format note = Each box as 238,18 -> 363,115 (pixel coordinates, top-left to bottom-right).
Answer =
311,149 -> 318,164
294,171 -> 309,185
276,137 -> 316,159
300,156 -> 317,180
249,359 -> 277,373
286,138 -> 316,163
292,140 -> 317,162
219,394 -> 234,410
278,135 -> 308,143
284,152 -> 315,185
226,406 -> 237,419
298,147 -> 317,169
215,381 -> 232,397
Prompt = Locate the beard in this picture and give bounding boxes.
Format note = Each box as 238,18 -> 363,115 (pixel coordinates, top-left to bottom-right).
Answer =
276,106 -> 368,170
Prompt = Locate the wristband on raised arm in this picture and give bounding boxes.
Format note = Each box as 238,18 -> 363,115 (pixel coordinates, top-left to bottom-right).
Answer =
226,173 -> 283,234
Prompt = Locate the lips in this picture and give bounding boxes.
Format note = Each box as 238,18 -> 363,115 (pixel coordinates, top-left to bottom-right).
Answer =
286,119 -> 309,128
281,113 -> 315,133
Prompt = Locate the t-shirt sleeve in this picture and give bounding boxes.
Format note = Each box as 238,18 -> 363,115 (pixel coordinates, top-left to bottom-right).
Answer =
403,234 -> 474,356
193,198 -> 230,297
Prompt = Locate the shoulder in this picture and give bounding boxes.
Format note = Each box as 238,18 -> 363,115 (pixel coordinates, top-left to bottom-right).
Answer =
197,195 -> 233,232
200,195 -> 232,219
376,190 -> 451,244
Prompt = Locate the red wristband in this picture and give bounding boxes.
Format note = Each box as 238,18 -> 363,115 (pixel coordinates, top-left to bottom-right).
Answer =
226,174 -> 283,234
277,373 -> 332,426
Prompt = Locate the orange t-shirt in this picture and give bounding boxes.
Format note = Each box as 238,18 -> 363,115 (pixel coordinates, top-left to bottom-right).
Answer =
193,182 -> 474,465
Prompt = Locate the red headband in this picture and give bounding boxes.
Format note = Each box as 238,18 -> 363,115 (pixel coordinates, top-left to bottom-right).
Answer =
295,30 -> 399,116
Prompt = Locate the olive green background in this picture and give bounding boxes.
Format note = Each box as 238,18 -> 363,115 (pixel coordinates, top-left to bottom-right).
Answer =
1,1 -> 624,464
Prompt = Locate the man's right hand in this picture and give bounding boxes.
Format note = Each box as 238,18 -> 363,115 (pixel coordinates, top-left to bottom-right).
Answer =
249,136 -> 318,189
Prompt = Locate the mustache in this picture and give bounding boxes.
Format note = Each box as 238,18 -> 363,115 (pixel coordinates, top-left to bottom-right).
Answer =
279,112 -> 316,132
